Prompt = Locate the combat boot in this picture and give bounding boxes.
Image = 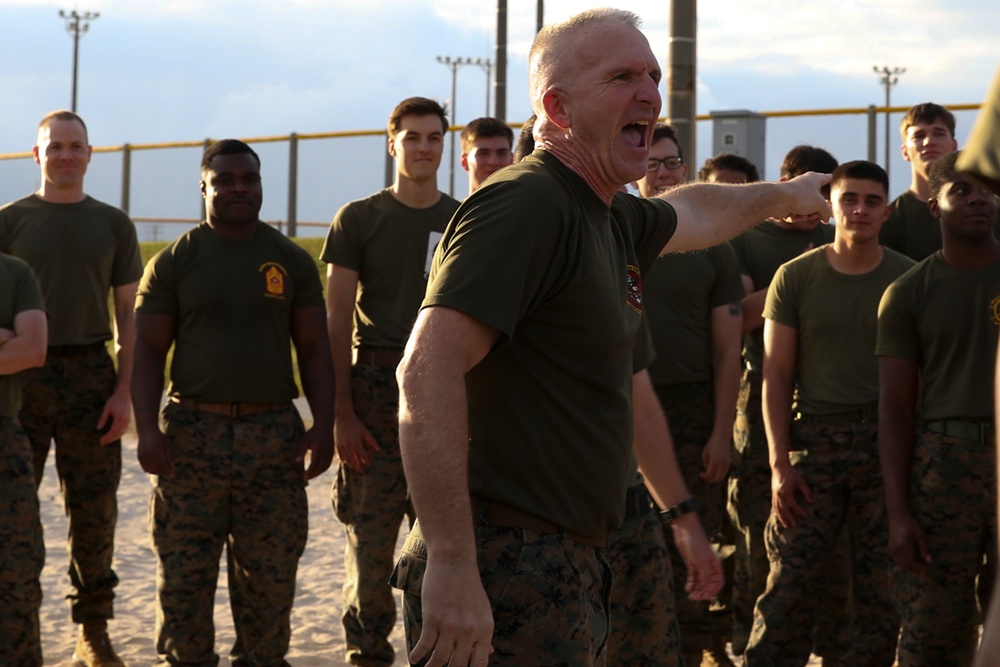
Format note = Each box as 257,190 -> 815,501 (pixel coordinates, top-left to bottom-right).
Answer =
73,619 -> 126,667
703,637 -> 739,667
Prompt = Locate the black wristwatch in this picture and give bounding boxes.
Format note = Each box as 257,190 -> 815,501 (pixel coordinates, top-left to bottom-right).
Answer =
660,497 -> 702,523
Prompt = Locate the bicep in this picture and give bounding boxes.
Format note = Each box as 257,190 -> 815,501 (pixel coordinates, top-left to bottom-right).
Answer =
291,305 -> 331,356
405,306 -> 500,376
879,356 -> 919,412
113,281 -> 139,317
325,264 -> 359,320
763,319 -> 797,382
710,303 -> 742,350
13,309 -> 47,356
134,313 -> 176,356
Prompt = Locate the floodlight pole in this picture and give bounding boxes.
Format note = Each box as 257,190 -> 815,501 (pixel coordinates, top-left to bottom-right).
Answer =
873,65 -> 906,181
437,56 -> 486,197
60,9 -> 100,112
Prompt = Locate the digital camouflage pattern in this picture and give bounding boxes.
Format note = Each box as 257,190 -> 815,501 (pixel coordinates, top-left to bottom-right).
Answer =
745,420 -> 897,667
729,371 -> 851,661
19,346 -> 120,623
0,419 -> 44,667
606,490 -> 681,666
333,362 -> 413,667
392,521 -> 611,667
150,402 -> 307,667
656,383 -> 729,656
894,430 -> 997,667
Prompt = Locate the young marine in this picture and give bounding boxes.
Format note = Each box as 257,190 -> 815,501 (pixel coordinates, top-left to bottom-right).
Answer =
133,139 -> 334,666
460,116 -> 514,195
322,97 -> 460,667
745,160 -> 913,667
878,150 -> 1000,666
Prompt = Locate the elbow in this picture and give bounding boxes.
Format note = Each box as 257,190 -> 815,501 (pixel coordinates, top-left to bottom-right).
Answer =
27,345 -> 47,369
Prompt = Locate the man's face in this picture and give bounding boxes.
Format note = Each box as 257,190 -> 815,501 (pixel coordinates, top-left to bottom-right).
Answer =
462,136 -> 513,192
929,170 -> 999,243
555,20 -> 662,196
33,118 -> 91,189
636,137 -> 686,197
389,114 -> 445,183
901,119 -> 957,181
831,177 -> 890,244
200,153 -> 263,225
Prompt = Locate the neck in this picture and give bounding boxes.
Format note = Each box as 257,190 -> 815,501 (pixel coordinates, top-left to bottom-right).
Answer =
826,237 -> 884,274
207,217 -> 260,240
392,175 -> 442,209
942,234 -> 1000,269
36,183 -> 86,204
541,140 -> 616,206
908,173 -> 930,202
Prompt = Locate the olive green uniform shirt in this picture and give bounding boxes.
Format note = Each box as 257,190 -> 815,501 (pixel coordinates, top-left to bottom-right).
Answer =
880,190 -> 1000,262
136,222 -> 324,403
877,252 -> 1000,420
764,245 -> 915,415
424,150 -> 676,536
0,254 -> 45,418
0,194 -> 141,346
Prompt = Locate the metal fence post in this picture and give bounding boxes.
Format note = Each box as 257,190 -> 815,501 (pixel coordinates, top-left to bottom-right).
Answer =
120,143 -> 131,214
287,132 -> 298,238
867,105 -> 877,163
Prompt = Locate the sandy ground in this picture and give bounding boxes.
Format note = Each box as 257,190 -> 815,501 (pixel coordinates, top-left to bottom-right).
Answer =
35,405 -> 822,666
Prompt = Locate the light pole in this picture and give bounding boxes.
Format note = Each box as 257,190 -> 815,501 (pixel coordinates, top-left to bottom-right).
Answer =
437,56 -> 491,197
873,65 -> 906,181
60,9 -> 100,112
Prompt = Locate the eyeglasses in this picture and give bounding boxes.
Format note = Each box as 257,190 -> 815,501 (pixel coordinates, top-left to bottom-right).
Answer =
648,156 -> 684,172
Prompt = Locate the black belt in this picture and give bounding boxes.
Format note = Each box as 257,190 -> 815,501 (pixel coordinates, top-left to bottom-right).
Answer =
797,406 -> 878,423
623,484 -> 654,520
47,341 -> 106,357
924,419 -> 995,444
471,493 -> 608,548
354,346 -> 404,368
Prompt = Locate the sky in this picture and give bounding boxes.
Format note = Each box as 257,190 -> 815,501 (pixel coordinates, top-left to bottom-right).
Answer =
2,0 -> 999,239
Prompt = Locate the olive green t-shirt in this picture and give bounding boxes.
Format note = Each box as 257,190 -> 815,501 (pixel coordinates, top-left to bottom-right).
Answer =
321,189 -> 459,349
136,222 -> 324,403
424,150 -> 676,536
644,244 -> 745,388
730,220 -> 835,370
880,190 -> 1000,262
0,194 -> 141,346
877,252 -> 1000,420
0,254 -> 45,419
764,245 -> 915,415
627,316 -> 656,489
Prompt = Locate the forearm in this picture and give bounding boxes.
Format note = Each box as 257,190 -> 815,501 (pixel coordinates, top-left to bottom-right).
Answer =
633,373 -> 691,509
112,282 -> 138,397
131,342 -> 166,436
299,344 -> 335,434
878,405 -> 916,519
762,375 -> 794,469
0,336 -> 46,374
740,289 -> 767,335
710,351 -> 741,443
328,314 -> 356,415
398,355 -> 477,562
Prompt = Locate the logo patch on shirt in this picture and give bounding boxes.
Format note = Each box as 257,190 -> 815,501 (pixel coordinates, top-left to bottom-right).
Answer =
626,265 -> 643,314
990,294 -> 1000,326
260,262 -> 288,299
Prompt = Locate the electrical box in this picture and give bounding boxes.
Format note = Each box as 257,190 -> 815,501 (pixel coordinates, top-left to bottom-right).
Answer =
710,110 -> 766,177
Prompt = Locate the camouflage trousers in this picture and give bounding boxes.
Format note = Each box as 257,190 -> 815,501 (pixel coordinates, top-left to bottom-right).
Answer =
19,345 -> 120,623
745,419 -> 897,667
606,484 -> 681,666
893,428 -> 997,667
657,383 -> 729,655
333,362 -> 413,667
729,371 -> 851,659
150,401 -> 308,667
0,419 -> 44,667
392,519 -> 612,667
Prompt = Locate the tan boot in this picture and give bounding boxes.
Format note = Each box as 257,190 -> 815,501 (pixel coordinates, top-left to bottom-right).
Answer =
73,619 -> 126,667
703,638 -> 738,667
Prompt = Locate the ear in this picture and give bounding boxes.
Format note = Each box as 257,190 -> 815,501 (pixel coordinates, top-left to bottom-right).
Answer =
900,141 -> 912,164
32,145 -> 40,166
542,87 -> 571,130
199,179 -> 207,198
927,196 -> 941,219
460,152 -> 470,172
387,136 -> 396,158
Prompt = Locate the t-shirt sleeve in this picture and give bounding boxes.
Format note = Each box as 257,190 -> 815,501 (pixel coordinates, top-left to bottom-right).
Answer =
876,278 -> 919,360
135,246 -> 179,316
320,202 -> 363,271
111,211 -> 143,287
290,244 -> 325,309
423,180 -> 574,340
613,193 -> 677,274
763,261 -> 798,328
13,259 -> 45,315
709,243 -> 746,308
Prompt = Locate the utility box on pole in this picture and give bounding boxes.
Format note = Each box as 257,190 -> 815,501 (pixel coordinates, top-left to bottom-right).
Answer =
710,110 -> 766,176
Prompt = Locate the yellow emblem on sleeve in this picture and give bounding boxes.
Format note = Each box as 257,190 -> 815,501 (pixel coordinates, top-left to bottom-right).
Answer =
990,294 -> 1000,326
